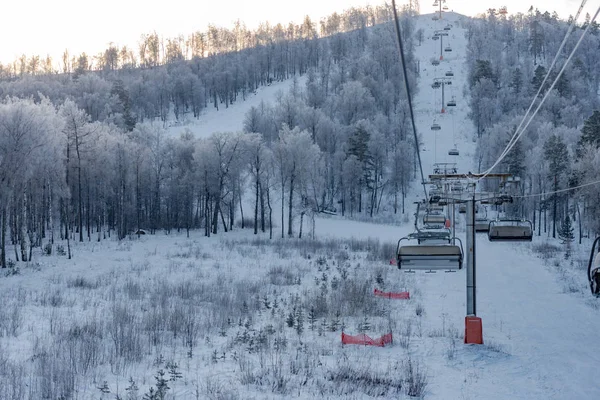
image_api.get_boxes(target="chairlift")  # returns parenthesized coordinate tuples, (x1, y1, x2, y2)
(586, 237, 600, 296)
(444, 25, 451, 30)
(429, 194, 441, 203)
(447, 97, 456, 106)
(433, 35, 440, 41)
(451, 182, 463, 192)
(446, 80, 452, 85)
(443, 5, 449, 11)
(445, 70, 454, 77)
(431, 59, 440, 66)
(445, 46, 452, 52)
(397, 234, 464, 272)
(488, 219, 533, 242)
(475, 218, 490, 232)
(448, 148, 459, 156)
(432, 81, 441, 89)
(423, 213, 446, 225)
(416, 227, 451, 244)
(431, 122, 441, 131)
(458, 204, 466, 214)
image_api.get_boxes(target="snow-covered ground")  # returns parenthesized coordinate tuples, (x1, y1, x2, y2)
(1, 11, 600, 400)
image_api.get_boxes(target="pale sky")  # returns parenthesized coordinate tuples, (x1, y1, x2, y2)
(0, 0, 594, 66)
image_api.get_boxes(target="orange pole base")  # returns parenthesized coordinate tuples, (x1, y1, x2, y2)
(440, 55, 443, 61)
(464, 316, 483, 344)
(441, 108, 445, 113)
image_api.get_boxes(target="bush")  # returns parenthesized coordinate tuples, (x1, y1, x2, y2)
(404, 358, 428, 397)
(531, 242, 562, 260)
(43, 243, 53, 255)
(56, 245, 66, 256)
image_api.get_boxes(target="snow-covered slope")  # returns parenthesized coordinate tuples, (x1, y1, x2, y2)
(167, 78, 303, 138)
(321, 11, 600, 399)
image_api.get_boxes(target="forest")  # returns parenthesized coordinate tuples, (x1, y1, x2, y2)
(0, 3, 419, 269)
(468, 8, 600, 241)
(0, 3, 599, 271)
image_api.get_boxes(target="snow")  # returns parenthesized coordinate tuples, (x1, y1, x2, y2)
(2, 11, 600, 400)
(167, 77, 304, 139)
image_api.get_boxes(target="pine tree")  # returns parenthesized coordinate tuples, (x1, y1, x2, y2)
(125, 377, 139, 400)
(155, 370, 170, 400)
(308, 307, 317, 331)
(531, 65, 547, 93)
(577, 110, 600, 157)
(544, 135, 570, 238)
(295, 307, 304, 336)
(469, 59, 496, 88)
(558, 215, 575, 242)
(559, 214, 575, 259)
(509, 68, 523, 95)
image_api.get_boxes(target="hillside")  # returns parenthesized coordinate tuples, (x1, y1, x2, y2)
(1, 9, 600, 400)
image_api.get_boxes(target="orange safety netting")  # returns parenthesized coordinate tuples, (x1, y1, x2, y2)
(374, 288, 410, 300)
(341, 332, 393, 347)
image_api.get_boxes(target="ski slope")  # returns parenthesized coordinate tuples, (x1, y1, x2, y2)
(318, 12, 600, 399)
(167, 78, 303, 139)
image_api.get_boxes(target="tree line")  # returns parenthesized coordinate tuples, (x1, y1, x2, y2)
(0, 4, 421, 267)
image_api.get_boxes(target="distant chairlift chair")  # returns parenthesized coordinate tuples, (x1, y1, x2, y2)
(487, 219, 533, 242)
(445, 46, 452, 52)
(445, 70, 454, 77)
(447, 99, 456, 107)
(586, 237, 600, 296)
(448, 148, 459, 156)
(475, 218, 490, 232)
(432, 59, 440, 66)
(423, 213, 446, 225)
(431, 122, 441, 131)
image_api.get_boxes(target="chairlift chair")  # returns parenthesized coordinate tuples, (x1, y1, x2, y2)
(586, 237, 600, 296)
(397, 234, 464, 272)
(475, 218, 490, 232)
(451, 182, 463, 192)
(444, 25, 451, 30)
(445, 70, 454, 77)
(488, 219, 533, 242)
(448, 148, 459, 156)
(432, 81, 441, 89)
(458, 204, 467, 214)
(447, 99, 456, 107)
(433, 35, 440, 41)
(445, 46, 452, 52)
(432, 59, 440, 66)
(431, 122, 441, 131)
(423, 213, 446, 225)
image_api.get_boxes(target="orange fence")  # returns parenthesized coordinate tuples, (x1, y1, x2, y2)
(342, 332, 393, 347)
(374, 288, 410, 299)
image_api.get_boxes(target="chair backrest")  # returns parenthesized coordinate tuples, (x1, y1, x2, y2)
(397, 245, 463, 270)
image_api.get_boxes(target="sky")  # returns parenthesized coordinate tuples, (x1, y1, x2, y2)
(0, 0, 594, 66)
